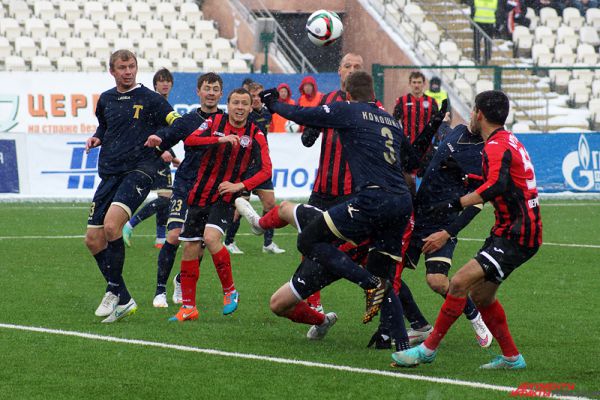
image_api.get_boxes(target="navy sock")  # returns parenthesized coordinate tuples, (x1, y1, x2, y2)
(262, 211, 274, 246)
(382, 291, 409, 351)
(105, 237, 131, 304)
(398, 280, 430, 329)
(130, 199, 159, 228)
(225, 218, 241, 245)
(155, 196, 169, 240)
(156, 241, 179, 295)
(93, 249, 110, 284)
(463, 296, 479, 320)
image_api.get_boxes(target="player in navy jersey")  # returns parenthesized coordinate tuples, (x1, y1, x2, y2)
(146, 88, 272, 321)
(150, 72, 224, 308)
(392, 90, 542, 369)
(259, 71, 413, 346)
(84, 50, 180, 323)
(123, 68, 181, 250)
(224, 82, 286, 255)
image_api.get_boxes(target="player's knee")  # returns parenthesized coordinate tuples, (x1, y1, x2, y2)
(448, 276, 470, 296)
(269, 294, 287, 316)
(84, 230, 103, 252)
(166, 228, 181, 245)
(426, 273, 449, 295)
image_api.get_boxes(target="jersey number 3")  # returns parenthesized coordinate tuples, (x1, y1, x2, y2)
(381, 127, 397, 165)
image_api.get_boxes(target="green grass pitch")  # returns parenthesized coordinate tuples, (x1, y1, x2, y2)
(0, 200, 598, 399)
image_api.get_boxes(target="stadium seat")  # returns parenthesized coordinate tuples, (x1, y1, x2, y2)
(212, 37, 234, 61)
(476, 79, 494, 93)
(74, 18, 96, 42)
(83, 1, 105, 23)
(417, 41, 438, 64)
(525, 7, 539, 29)
(568, 79, 589, 98)
(65, 37, 87, 60)
(146, 19, 168, 41)
(228, 58, 250, 73)
(576, 44, 597, 64)
(34, 1, 55, 19)
(41, 37, 63, 60)
(458, 59, 479, 84)
(8, 0, 31, 20)
(49, 17, 71, 41)
(439, 40, 461, 64)
(113, 38, 134, 51)
(440, 60, 457, 82)
(511, 122, 531, 133)
(592, 80, 600, 97)
(420, 21, 441, 45)
(5, 55, 27, 71)
(589, 98, 600, 116)
(162, 38, 184, 59)
(403, 3, 425, 25)
(139, 37, 160, 59)
(31, 55, 54, 72)
(81, 56, 105, 72)
(532, 43, 552, 66)
(562, 7, 584, 30)
(571, 88, 590, 107)
(549, 66, 571, 93)
(0, 17, 22, 40)
(187, 38, 209, 59)
(156, 3, 177, 26)
(108, 1, 128, 23)
(130, 2, 152, 24)
(580, 27, 600, 47)
(15, 36, 36, 61)
(513, 25, 533, 56)
(393, 0, 408, 7)
(556, 26, 578, 49)
(534, 25, 555, 49)
(202, 58, 224, 73)
(573, 67, 594, 86)
(384, 4, 401, 26)
(136, 57, 153, 73)
(25, 18, 47, 41)
(539, 7, 561, 30)
(122, 20, 144, 43)
(585, 8, 600, 28)
(180, 2, 203, 23)
(453, 78, 473, 105)
(170, 20, 193, 41)
(195, 20, 218, 42)
(89, 37, 111, 59)
(57, 56, 78, 72)
(0, 37, 11, 59)
(152, 57, 174, 70)
(177, 57, 199, 72)
(58, 0, 80, 22)
(554, 43, 576, 64)
(98, 19, 120, 43)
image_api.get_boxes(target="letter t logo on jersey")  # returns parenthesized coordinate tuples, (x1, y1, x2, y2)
(133, 104, 143, 119)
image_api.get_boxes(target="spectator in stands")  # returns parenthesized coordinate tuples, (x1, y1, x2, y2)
(297, 76, 323, 132)
(525, 0, 565, 15)
(242, 78, 254, 90)
(424, 76, 451, 144)
(270, 83, 295, 133)
(572, 0, 599, 15)
(470, 0, 498, 65)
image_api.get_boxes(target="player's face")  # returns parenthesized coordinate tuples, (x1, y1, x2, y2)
(228, 93, 252, 126)
(250, 89, 263, 111)
(338, 55, 363, 89)
(303, 83, 314, 96)
(469, 108, 482, 135)
(155, 78, 173, 98)
(111, 58, 137, 91)
(278, 87, 289, 99)
(410, 78, 424, 97)
(197, 81, 223, 111)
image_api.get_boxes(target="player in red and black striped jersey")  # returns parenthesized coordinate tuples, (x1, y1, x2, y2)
(145, 88, 271, 322)
(392, 90, 542, 370)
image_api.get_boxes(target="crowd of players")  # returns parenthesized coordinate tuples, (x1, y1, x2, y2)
(83, 49, 542, 370)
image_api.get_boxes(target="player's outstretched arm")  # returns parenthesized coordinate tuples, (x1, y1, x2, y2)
(421, 204, 483, 254)
(301, 126, 321, 147)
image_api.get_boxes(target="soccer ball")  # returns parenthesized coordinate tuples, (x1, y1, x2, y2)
(306, 10, 343, 46)
(285, 120, 300, 133)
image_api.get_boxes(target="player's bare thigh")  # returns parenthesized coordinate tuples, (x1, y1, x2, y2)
(448, 258, 487, 297)
(270, 282, 301, 315)
(256, 189, 276, 211)
(104, 204, 130, 241)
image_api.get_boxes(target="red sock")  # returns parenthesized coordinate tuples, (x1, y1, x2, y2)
(259, 205, 288, 229)
(180, 259, 200, 307)
(479, 300, 519, 357)
(306, 291, 321, 307)
(392, 261, 404, 295)
(424, 294, 467, 350)
(212, 246, 235, 294)
(285, 301, 325, 325)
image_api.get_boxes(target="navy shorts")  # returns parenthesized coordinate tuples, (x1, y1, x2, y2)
(474, 236, 538, 284)
(253, 178, 274, 192)
(150, 164, 173, 192)
(179, 201, 235, 242)
(167, 177, 195, 231)
(308, 192, 352, 211)
(324, 188, 413, 260)
(405, 234, 457, 275)
(290, 258, 340, 300)
(293, 204, 323, 232)
(88, 170, 153, 227)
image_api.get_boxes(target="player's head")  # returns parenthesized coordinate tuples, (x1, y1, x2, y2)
(227, 88, 252, 127)
(241, 78, 254, 90)
(338, 53, 363, 91)
(247, 82, 264, 111)
(408, 71, 426, 97)
(277, 83, 291, 100)
(429, 76, 441, 93)
(109, 50, 137, 91)
(470, 90, 509, 135)
(153, 68, 173, 99)
(197, 73, 223, 112)
(345, 71, 375, 102)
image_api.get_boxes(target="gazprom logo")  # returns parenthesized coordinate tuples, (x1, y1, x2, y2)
(41, 141, 99, 189)
(0, 94, 19, 132)
(561, 134, 600, 191)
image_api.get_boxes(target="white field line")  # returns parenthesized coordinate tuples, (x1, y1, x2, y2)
(0, 323, 590, 400)
(1, 233, 599, 249)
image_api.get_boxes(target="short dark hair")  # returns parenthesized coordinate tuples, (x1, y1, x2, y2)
(408, 71, 425, 82)
(242, 78, 254, 87)
(346, 71, 374, 102)
(197, 72, 223, 90)
(227, 88, 252, 103)
(474, 90, 510, 125)
(109, 49, 137, 70)
(247, 82, 264, 92)
(153, 68, 173, 89)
